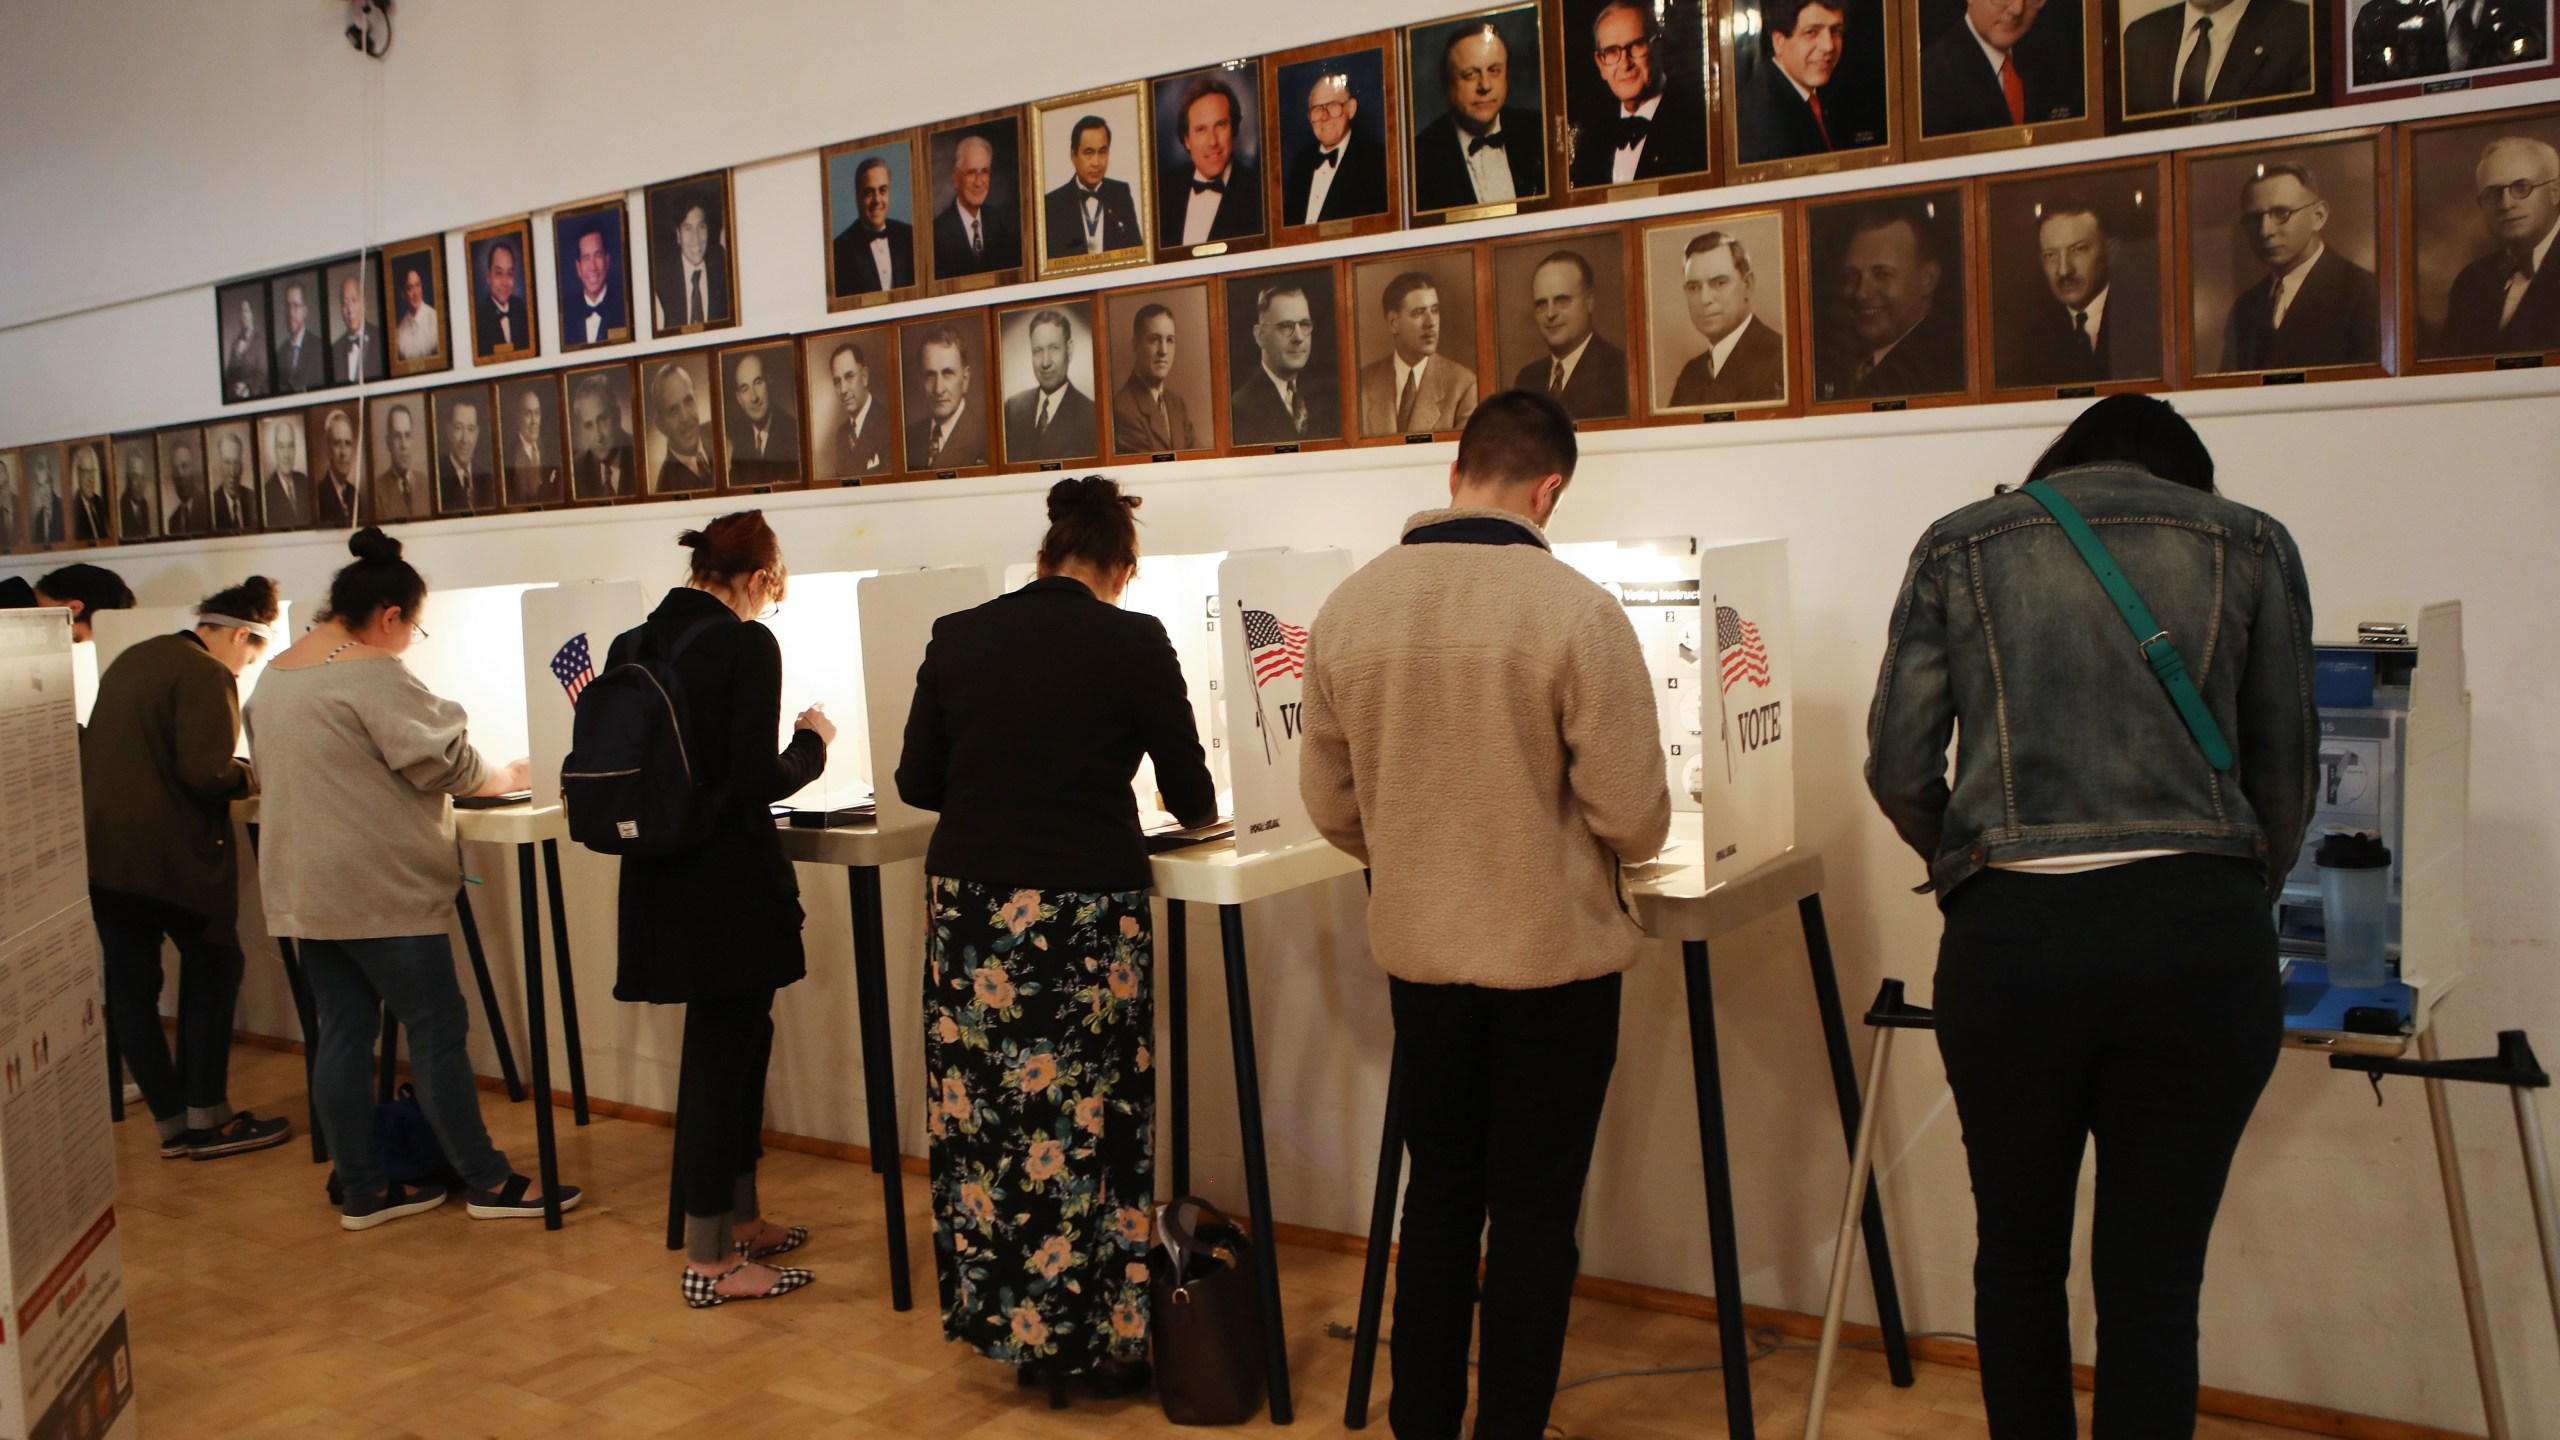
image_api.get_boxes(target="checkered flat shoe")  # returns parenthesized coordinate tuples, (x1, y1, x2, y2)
(681, 1261, 814, 1309)
(733, 1224, 810, 1260)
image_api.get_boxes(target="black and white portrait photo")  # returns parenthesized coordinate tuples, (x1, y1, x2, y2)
(997, 300, 1102, 465)
(307, 404, 364, 529)
(257, 414, 312, 531)
(156, 428, 211, 540)
(429, 383, 499, 515)
(1350, 251, 1483, 438)
(1154, 63, 1267, 255)
(1492, 230, 1634, 422)
(1405, 7, 1552, 216)
(383, 236, 451, 379)
(324, 255, 388, 386)
(1916, 0, 2090, 142)
(1808, 189, 1971, 402)
(647, 171, 740, 336)
(900, 315, 994, 472)
(719, 341, 805, 489)
(1730, 0, 1894, 170)
(267, 269, 327, 396)
(216, 279, 272, 404)
(202, 424, 257, 535)
(1273, 42, 1398, 232)
(497, 376, 565, 508)
(926, 117, 1028, 285)
(825, 136, 921, 306)
(565, 363, 643, 502)
(803, 327, 898, 482)
(2183, 136, 2385, 377)
(1223, 266, 1345, 447)
(0, 452, 20, 554)
(467, 220, 540, 364)
(641, 353, 721, 495)
(1561, 0, 1715, 191)
(369, 395, 431, 522)
(62, 440, 109, 546)
(20, 447, 66, 549)
(1033, 88, 1152, 277)
(1984, 163, 2166, 391)
(553, 198, 634, 352)
(2117, 0, 2316, 124)
(1105, 283, 1219, 457)
(112, 436, 159, 543)
(2409, 111, 2560, 362)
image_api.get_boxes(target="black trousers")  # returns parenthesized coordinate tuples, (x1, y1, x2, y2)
(1934, 854, 2281, 1440)
(1387, 972, 1621, 1440)
(91, 888, 245, 1123)
(675, 991, 775, 1219)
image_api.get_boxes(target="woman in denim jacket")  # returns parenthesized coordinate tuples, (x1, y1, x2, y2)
(1866, 395, 2317, 1437)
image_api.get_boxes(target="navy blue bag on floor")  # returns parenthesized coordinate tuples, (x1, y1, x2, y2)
(374, 1083, 458, 1187)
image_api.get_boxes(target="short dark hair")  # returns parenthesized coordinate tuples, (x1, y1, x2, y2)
(916, 323, 970, 362)
(853, 155, 890, 188)
(1454, 390, 1578, 489)
(828, 339, 870, 373)
(2026, 394, 2214, 493)
(1533, 249, 1597, 291)
(1070, 114, 1112, 151)
(1846, 201, 1942, 270)
(1766, 0, 1846, 38)
(1026, 308, 1074, 347)
(570, 374, 622, 426)
(1381, 271, 1438, 315)
(34, 564, 134, 617)
(2037, 194, 2102, 229)
(1177, 76, 1238, 137)
(1682, 228, 1753, 279)
(1441, 21, 1510, 85)
(1131, 302, 1175, 339)
(2242, 161, 2321, 203)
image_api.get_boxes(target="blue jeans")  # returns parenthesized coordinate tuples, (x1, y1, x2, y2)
(300, 935, 511, 1198)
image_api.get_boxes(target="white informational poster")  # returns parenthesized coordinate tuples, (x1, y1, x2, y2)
(1696, 538, 1795, 884)
(1217, 548, 1352, 855)
(402, 582, 541, 766)
(0, 610, 139, 1440)
(763, 571, 880, 810)
(520, 580, 647, 802)
(859, 567, 995, 832)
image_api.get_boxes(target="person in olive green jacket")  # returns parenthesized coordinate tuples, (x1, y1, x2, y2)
(84, 575, 294, 1160)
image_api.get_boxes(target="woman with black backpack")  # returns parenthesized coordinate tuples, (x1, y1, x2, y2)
(608, 511, 836, 1307)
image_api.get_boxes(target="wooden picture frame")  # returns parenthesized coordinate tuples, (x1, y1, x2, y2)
(645, 170, 743, 338)
(214, 277, 273, 405)
(2106, 0, 2328, 131)
(2337, 0, 2555, 103)
(17, 444, 70, 551)
(2174, 126, 2395, 388)
(562, 360, 648, 505)
(1101, 280, 1229, 462)
(1723, 0, 1902, 182)
(424, 383, 501, 517)
(463, 218, 541, 365)
(302, 399, 367, 529)
(1221, 262, 1350, 454)
(381, 234, 455, 381)
(635, 350, 725, 497)
(1488, 225, 1642, 430)
(1975, 154, 2174, 401)
(58, 437, 115, 549)
(493, 375, 569, 511)
(200, 422, 259, 536)
(109, 433, 161, 544)
(366, 390, 435, 524)
(153, 426, 213, 541)
(1904, 0, 2103, 160)
(1346, 247, 1490, 446)
(1801, 180, 1980, 413)
(920, 109, 1033, 297)
(802, 323, 904, 484)
(897, 310, 999, 479)
(320, 252, 389, 387)
(820, 132, 926, 310)
(1552, 0, 1721, 203)
(1029, 84, 1156, 280)
(0, 450, 22, 556)
(247, 413, 313, 534)
(1151, 59, 1273, 261)
(1266, 34, 1406, 245)
(553, 196, 637, 352)
(264, 267, 328, 398)
(716, 338, 810, 493)
(994, 298, 1106, 470)
(2398, 101, 2560, 375)
(1636, 207, 1804, 423)
(1403, 5, 1561, 225)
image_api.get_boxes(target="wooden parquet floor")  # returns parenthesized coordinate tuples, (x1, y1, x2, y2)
(112, 1046, 2312, 1440)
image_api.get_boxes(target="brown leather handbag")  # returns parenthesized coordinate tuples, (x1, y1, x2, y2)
(1149, 1196, 1267, 1424)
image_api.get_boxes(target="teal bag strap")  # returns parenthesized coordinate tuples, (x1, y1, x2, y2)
(2020, 479, 2234, 773)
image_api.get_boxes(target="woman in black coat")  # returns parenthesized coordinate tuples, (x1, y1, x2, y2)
(611, 511, 834, 1307)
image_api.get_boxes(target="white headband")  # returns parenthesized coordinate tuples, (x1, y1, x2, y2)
(197, 613, 277, 643)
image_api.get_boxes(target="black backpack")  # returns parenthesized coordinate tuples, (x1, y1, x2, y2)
(561, 615, 723, 856)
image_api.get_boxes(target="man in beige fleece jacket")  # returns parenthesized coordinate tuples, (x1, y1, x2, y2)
(1299, 390, 1671, 1439)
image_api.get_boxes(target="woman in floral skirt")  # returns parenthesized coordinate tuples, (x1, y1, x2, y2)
(895, 476, 1218, 1406)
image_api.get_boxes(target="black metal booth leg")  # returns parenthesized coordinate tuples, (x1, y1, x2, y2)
(1345, 1043, 1405, 1429)
(541, 840, 589, 1125)
(849, 865, 913, 1312)
(1218, 904, 1294, 1424)
(516, 844, 563, 1229)
(453, 884, 526, 1103)
(1683, 939, 1756, 1439)
(1798, 894, 1915, 1387)
(1166, 898, 1190, 1200)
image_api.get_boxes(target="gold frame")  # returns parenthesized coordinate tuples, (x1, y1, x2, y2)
(1402, 3, 1562, 225)
(819, 131, 926, 311)
(1028, 83, 1157, 280)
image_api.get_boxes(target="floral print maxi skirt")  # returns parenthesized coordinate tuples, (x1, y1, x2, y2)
(924, 877, 1155, 1372)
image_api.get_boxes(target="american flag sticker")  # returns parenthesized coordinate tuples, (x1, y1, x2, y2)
(1715, 605, 1770, 693)
(550, 632, 596, 706)
(1242, 608, 1309, 689)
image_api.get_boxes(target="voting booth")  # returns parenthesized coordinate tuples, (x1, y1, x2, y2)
(1215, 548, 1354, 855)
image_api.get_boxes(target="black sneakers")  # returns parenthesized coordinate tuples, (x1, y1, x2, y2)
(188, 1112, 293, 1160)
(463, 1173, 583, 1220)
(341, 1182, 453, 1232)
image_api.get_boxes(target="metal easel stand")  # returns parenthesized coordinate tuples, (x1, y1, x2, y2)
(1803, 980, 1933, 1440)
(2327, 1028, 2559, 1440)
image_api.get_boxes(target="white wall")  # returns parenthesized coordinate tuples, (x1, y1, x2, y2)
(7, 1, 2559, 1430)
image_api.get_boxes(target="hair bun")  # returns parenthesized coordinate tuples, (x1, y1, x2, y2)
(347, 526, 403, 564)
(677, 527, 710, 551)
(244, 575, 279, 609)
(1047, 475, 1136, 524)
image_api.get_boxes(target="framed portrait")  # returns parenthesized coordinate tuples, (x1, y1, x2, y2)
(57, 438, 111, 549)
(108, 435, 159, 544)
(1803, 184, 1976, 410)
(465, 219, 541, 364)
(381, 234, 454, 380)
(563, 362, 646, 504)
(1222, 264, 1347, 451)
(1268, 35, 1404, 243)
(1979, 158, 2170, 399)
(717, 339, 807, 491)
(1348, 249, 1486, 442)
(154, 427, 211, 540)
(802, 326, 902, 484)
(0, 451, 22, 556)
(1907, 0, 2100, 159)
(2341, 0, 2553, 101)
(646, 170, 742, 337)
(2401, 103, 2560, 371)
(995, 299, 1103, 468)
(253, 412, 314, 532)
(304, 401, 366, 529)
(215, 278, 272, 405)
(1103, 281, 1225, 460)
(2177, 128, 2393, 386)
(322, 253, 389, 386)
(368, 392, 434, 524)
(1030, 85, 1154, 280)
(1152, 60, 1270, 259)
(1490, 227, 1637, 425)
(553, 196, 636, 352)
(17, 445, 67, 551)
(1404, 6, 1557, 223)
(1554, 0, 1718, 199)
(921, 111, 1030, 294)
(2109, 0, 2325, 130)
(265, 268, 327, 397)
(426, 383, 500, 516)
(637, 351, 723, 496)
(495, 375, 567, 509)
(1725, 0, 1899, 181)
(823, 133, 924, 309)
(200, 423, 258, 535)
(898, 312, 996, 476)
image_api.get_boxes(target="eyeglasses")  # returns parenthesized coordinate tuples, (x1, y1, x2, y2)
(410, 622, 430, 641)
(2240, 204, 2317, 227)
(1595, 34, 1659, 67)
(2477, 177, 2560, 208)
(1307, 99, 1352, 120)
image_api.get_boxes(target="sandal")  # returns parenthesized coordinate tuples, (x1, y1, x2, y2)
(681, 1260, 814, 1309)
(733, 1223, 810, 1260)
(465, 1173, 583, 1220)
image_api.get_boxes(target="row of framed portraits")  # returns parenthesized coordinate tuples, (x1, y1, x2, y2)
(214, 0, 2554, 410)
(54, 99, 2558, 557)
